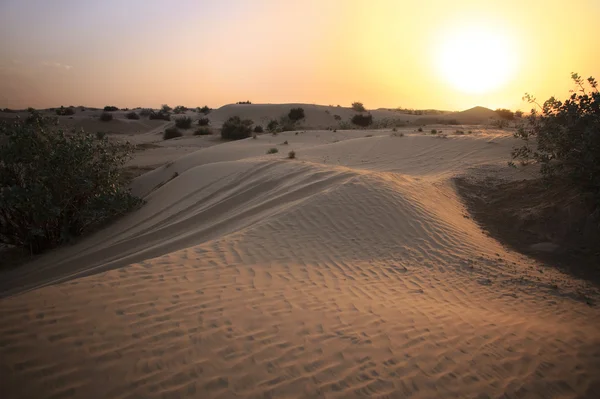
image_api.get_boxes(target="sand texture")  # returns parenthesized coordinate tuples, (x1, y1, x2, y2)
(1, 123, 599, 399)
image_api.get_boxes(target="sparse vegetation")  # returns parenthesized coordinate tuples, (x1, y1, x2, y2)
(391, 131, 405, 137)
(333, 114, 341, 121)
(161, 104, 173, 113)
(173, 105, 188, 114)
(149, 111, 171, 121)
(511, 73, 600, 206)
(163, 126, 182, 140)
(194, 127, 212, 136)
(351, 114, 373, 127)
(175, 116, 193, 129)
(493, 119, 509, 129)
(139, 108, 152, 117)
(55, 106, 75, 116)
(236, 101, 252, 104)
(455, 130, 465, 135)
(103, 106, 119, 112)
(288, 107, 305, 122)
(125, 111, 140, 120)
(267, 148, 279, 154)
(514, 110, 524, 118)
(199, 105, 211, 115)
(221, 116, 253, 140)
(254, 125, 264, 133)
(0, 112, 141, 254)
(495, 108, 515, 120)
(288, 150, 296, 159)
(282, 140, 288, 145)
(267, 119, 279, 133)
(352, 102, 366, 112)
(197, 117, 210, 126)
(100, 112, 113, 122)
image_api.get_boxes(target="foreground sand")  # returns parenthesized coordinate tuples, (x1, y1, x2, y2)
(1, 127, 599, 398)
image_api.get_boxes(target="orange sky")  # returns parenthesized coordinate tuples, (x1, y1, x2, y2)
(0, 0, 598, 111)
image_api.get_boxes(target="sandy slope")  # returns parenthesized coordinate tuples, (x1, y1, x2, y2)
(1, 127, 599, 399)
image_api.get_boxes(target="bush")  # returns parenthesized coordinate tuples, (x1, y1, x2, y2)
(267, 119, 279, 133)
(351, 113, 373, 127)
(125, 111, 140, 120)
(288, 107, 305, 121)
(175, 116, 193, 129)
(288, 150, 296, 159)
(511, 73, 600, 203)
(236, 101, 252, 104)
(515, 110, 524, 118)
(100, 112, 113, 122)
(334, 114, 341, 121)
(161, 104, 172, 113)
(149, 111, 171, 121)
(352, 102, 366, 112)
(197, 117, 210, 126)
(163, 127, 182, 140)
(56, 106, 75, 116)
(194, 127, 212, 136)
(173, 105, 188, 114)
(139, 108, 152, 117)
(431, 129, 437, 134)
(495, 108, 515, 120)
(418, 127, 423, 132)
(221, 116, 253, 140)
(254, 125, 264, 133)
(0, 113, 141, 254)
(103, 106, 119, 112)
(267, 148, 279, 154)
(199, 105, 211, 115)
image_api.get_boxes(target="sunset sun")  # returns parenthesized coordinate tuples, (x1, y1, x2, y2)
(436, 26, 518, 94)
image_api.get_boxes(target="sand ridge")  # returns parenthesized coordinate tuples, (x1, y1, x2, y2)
(1, 127, 599, 398)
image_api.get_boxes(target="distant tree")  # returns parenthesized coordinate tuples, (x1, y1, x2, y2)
(161, 104, 172, 113)
(221, 116, 253, 140)
(103, 106, 119, 112)
(352, 102, 366, 112)
(288, 107, 305, 122)
(199, 105, 211, 114)
(495, 108, 515, 120)
(236, 100, 252, 105)
(173, 105, 188, 114)
(514, 109, 524, 118)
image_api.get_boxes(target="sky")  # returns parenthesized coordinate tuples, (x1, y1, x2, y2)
(0, 0, 598, 111)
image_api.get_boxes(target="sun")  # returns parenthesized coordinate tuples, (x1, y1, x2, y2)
(436, 26, 518, 94)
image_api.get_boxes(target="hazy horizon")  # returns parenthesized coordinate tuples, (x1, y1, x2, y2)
(1, 0, 598, 111)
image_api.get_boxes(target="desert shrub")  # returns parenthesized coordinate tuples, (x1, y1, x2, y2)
(194, 127, 212, 136)
(267, 119, 279, 132)
(175, 116, 193, 129)
(495, 108, 515, 120)
(431, 129, 437, 134)
(334, 114, 341, 121)
(254, 125, 264, 133)
(418, 127, 423, 132)
(236, 100, 252, 104)
(161, 104, 172, 113)
(96, 131, 106, 140)
(351, 113, 373, 127)
(493, 119, 509, 129)
(163, 127, 182, 140)
(288, 107, 305, 121)
(455, 130, 465, 135)
(0, 113, 141, 254)
(511, 73, 600, 203)
(278, 115, 298, 132)
(139, 108, 152, 117)
(288, 150, 296, 159)
(103, 106, 119, 112)
(221, 116, 253, 140)
(515, 110, 524, 118)
(125, 111, 140, 120)
(149, 111, 171, 121)
(391, 132, 404, 137)
(55, 106, 75, 116)
(267, 148, 279, 154)
(197, 117, 210, 126)
(173, 105, 188, 114)
(100, 112, 113, 122)
(352, 102, 366, 112)
(199, 105, 211, 114)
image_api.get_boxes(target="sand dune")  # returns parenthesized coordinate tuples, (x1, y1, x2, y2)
(1, 127, 599, 398)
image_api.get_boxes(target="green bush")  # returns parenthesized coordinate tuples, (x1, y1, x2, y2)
(175, 116, 193, 129)
(197, 118, 210, 126)
(221, 116, 253, 140)
(125, 111, 140, 120)
(100, 112, 113, 122)
(288, 107, 305, 121)
(431, 129, 437, 134)
(56, 106, 75, 116)
(0, 113, 141, 254)
(194, 127, 212, 136)
(288, 150, 296, 159)
(351, 113, 373, 127)
(511, 73, 600, 203)
(352, 102, 366, 112)
(163, 127, 182, 140)
(267, 148, 279, 154)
